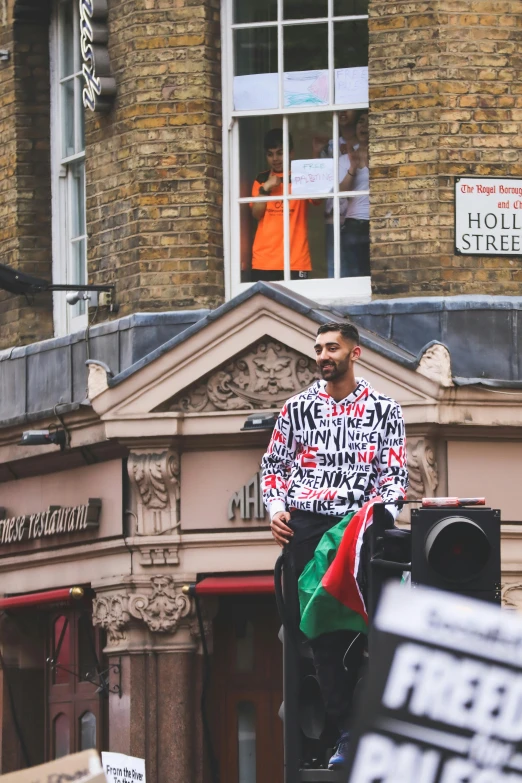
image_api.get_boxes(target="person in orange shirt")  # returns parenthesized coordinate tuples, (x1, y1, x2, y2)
(250, 129, 312, 281)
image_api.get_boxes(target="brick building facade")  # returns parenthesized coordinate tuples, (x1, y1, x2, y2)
(0, 2, 521, 781)
(370, 1, 522, 296)
(0, 1, 521, 348)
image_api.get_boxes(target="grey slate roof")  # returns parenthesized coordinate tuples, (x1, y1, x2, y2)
(0, 284, 521, 428)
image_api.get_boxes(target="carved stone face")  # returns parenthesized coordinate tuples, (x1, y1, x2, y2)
(161, 339, 320, 412)
(253, 346, 292, 394)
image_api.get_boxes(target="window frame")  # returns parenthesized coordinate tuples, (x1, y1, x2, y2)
(50, 0, 88, 337)
(222, 0, 371, 304)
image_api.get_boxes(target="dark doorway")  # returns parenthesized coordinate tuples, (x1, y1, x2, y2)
(211, 595, 283, 783)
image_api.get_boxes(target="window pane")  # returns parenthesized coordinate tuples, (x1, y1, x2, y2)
(70, 161, 86, 238)
(234, 0, 276, 24)
(239, 116, 282, 200)
(77, 76, 85, 150)
(234, 28, 278, 111)
(54, 713, 70, 759)
(235, 27, 278, 77)
(237, 702, 256, 783)
(71, 239, 87, 316)
(334, 20, 368, 70)
(335, 0, 369, 15)
(60, 0, 74, 78)
(284, 0, 327, 19)
(290, 198, 326, 279)
(53, 616, 70, 685)
(80, 712, 97, 750)
(284, 25, 328, 107)
(241, 118, 290, 284)
(78, 613, 98, 681)
(236, 620, 255, 673)
(339, 109, 369, 277)
(61, 79, 75, 158)
(288, 111, 333, 192)
(341, 198, 370, 277)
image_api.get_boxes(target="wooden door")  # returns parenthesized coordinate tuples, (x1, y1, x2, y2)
(212, 595, 284, 783)
(46, 609, 106, 760)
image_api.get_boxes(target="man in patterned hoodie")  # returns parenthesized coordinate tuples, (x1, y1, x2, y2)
(262, 320, 408, 769)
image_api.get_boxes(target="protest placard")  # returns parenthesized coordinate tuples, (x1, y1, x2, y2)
(291, 158, 334, 196)
(102, 753, 145, 783)
(346, 583, 522, 782)
(0, 750, 105, 783)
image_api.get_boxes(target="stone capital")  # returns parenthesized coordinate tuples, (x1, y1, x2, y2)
(92, 575, 198, 654)
(127, 448, 180, 536)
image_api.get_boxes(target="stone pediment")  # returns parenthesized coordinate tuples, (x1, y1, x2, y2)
(91, 289, 444, 429)
(155, 338, 320, 413)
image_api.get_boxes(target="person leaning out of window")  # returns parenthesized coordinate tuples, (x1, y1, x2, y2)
(250, 129, 312, 282)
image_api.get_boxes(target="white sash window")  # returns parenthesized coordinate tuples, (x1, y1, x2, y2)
(222, 0, 370, 304)
(50, 0, 87, 335)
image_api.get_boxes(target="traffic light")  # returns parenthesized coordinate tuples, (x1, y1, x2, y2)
(411, 505, 501, 603)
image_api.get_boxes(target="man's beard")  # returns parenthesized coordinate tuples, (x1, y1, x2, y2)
(319, 359, 350, 380)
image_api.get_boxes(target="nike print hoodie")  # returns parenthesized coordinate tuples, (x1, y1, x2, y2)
(261, 378, 408, 520)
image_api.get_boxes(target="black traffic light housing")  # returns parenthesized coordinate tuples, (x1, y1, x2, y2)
(411, 506, 501, 603)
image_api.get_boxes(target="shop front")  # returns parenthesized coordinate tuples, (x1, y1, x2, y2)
(1, 285, 522, 782)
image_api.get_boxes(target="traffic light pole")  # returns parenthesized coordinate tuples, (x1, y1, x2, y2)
(278, 551, 302, 783)
(368, 502, 412, 626)
(275, 553, 345, 783)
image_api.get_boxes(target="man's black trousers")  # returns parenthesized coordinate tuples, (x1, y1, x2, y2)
(285, 510, 366, 733)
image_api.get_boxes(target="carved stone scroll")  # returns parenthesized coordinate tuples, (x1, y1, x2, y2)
(92, 594, 130, 644)
(501, 583, 522, 611)
(417, 343, 453, 387)
(157, 339, 319, 413)
(407, 438, 439, 501)
(127, 450, 180, 535)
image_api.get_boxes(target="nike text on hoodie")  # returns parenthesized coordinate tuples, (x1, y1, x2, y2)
(261, 378, 408, 520)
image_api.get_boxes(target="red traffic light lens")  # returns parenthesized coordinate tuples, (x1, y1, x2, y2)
(425, 516, 491, 583)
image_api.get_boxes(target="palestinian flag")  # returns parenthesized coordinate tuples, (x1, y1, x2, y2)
(298, 500, 379, 640)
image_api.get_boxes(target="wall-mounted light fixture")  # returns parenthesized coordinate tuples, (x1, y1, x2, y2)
(19, 429, 67, 450)
(241, 412, 278, 431)
(0, 51, 10, 62)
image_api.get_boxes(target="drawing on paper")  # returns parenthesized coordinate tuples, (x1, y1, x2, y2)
(284, 70, 329, 107)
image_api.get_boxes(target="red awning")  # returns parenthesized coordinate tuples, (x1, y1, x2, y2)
(0, 587, 85, 611)
(189, 576, 274, 596)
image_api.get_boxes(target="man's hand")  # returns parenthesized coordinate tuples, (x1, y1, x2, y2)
(270, 510, 293, 547)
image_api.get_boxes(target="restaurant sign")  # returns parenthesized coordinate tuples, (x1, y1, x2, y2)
(228, 471, 268, 522)
(0, 499, 101, 546)
(80, 0, 116, 112)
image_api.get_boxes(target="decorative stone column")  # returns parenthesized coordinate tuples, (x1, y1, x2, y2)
(93, 576, 203, 783)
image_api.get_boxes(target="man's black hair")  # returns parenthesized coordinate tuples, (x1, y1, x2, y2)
(317, 321, 360, 345)
(264, 128, 294, 152)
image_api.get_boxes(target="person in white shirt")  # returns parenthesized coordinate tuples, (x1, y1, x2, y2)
(262, 321, 408, 769)
(336, 110, 370, 278)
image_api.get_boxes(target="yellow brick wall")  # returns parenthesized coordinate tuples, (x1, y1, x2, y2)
(1, 0, 521, 350)
(0, 3, 53, 348)
(369, 0, 522, 296)
(85, 0, 224, 315)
